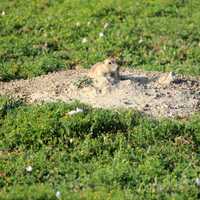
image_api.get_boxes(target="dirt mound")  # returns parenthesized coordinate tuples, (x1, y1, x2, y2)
(0, 68, 199, 118)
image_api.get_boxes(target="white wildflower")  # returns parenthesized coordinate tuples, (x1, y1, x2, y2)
(76, 22, 80, 27)
(87, 21, 91, 26)
(195, 178, 200, 186)
(68, 108, 83, 115)
(138, 38, 143, 44)
(56, 191, 61, 199)
(1, 11, 5, 16)
(26, 165, 33, 172)
(103, 23, 109, 29)
(82, 38, 87, 43)
(99, 32, 104, 38)
(69, 138, 73, 143)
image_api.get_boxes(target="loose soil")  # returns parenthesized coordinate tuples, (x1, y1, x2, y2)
(0, 68, 199, 118)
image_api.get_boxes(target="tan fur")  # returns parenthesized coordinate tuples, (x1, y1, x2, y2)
(88, 58, 120, 83)
(157, 72, 176, 86)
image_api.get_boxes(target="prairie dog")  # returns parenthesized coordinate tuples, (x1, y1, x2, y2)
(88, 58, 120, 83)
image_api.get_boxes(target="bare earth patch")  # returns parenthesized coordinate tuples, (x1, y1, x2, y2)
(0, 68, 199, 118)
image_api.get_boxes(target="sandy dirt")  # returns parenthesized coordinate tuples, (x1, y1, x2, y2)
(0, 68, 199, 118)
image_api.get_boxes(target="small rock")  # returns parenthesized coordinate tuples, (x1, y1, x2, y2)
(124, 101, 132, 105)
(143, 104, 150, 111)
(144, 92, 151, 96)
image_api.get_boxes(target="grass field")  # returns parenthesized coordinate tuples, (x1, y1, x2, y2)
(0, 97, 200, 200)
(0, 0, 200, 81)
(1, 0, 200, 199)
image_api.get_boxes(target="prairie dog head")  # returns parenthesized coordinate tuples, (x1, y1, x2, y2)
(104, 58, 119, 72)
(88, 57, 120, 83)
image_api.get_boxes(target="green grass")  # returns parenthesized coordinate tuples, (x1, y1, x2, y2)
(0, 0, 200, 81)
(0, 97, 200, 199)
(1, 1, 200, 199)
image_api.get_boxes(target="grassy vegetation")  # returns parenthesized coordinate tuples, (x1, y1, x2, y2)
(0, 97, 200, 199)
(1, 0, 200, 81)
(1, 0, 200, 199)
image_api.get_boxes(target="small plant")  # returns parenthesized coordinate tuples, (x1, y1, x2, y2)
(0, 96, 23, 118)
(73, 76, 93, 89)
